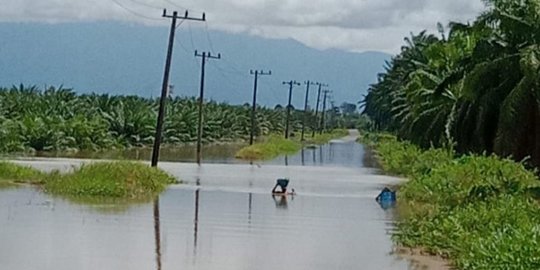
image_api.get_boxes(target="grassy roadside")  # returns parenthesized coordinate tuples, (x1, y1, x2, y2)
(0, 161, 176, 200)
(235, 135, 302, 160)
(235, 129, 349, 160)
(361, 133, 540, 269)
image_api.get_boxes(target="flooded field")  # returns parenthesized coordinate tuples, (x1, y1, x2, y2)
(0, 139, 447, 270)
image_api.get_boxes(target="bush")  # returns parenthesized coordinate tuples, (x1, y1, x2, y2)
(44, 162, 176, 199)
(367, 133, 540, 269)
(0, 161, 45, 184)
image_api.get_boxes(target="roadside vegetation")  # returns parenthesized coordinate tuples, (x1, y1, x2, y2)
(362, 0, 540, 168)
(361, 2, 540, 267)
(235, 135, 302, 160)
(362, 133, 540, 269)
(0, 161, 45, 184)
(0, 161, 176, 200)
(235, 129, 349, 160)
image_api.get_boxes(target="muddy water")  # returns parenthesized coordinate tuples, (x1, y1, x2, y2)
(0, 140, 441, 270)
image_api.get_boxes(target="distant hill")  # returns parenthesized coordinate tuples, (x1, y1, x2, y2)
(0, 22, 390, 108)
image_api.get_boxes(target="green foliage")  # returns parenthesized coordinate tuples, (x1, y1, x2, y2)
(303, 129, 349, 145)
(235, 135, 302, 160)
(369, 134, 540, 269)
(0, 161, 45, 184)
(0, 86, 325, 153)
(44, 162, 176, 199)
(362, 0, 540, 167)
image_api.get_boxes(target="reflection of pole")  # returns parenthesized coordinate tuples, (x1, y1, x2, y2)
(153, 198, 162, 270)
(248, 193, 252, 224)
(284, 155, 289, 166)
(301, 149, 305, 166)
(319, 145, 324, 164)
(193, 189, 200, 255)
(312, 148, 316, 163)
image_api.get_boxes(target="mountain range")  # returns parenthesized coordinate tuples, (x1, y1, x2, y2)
(0, 22, 391, 108)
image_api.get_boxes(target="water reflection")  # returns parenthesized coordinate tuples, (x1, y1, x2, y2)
(271, 195, 290, 209)
(153, 199, 162, 270)
(26, 144, 246, 164)
(0, 141, 444, 270)
(267, 140, 371, 168)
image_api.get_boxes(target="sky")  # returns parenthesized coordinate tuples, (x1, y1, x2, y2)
(0, 0, 486, 53)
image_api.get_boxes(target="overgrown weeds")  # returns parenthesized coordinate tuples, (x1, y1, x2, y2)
(0, 161, 176, 200)
(235, 135, 301, 160)
(44, 162, 176, 199)
(364, 132, 540, 269)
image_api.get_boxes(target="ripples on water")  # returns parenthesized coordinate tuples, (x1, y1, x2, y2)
(0, 140, 439, 270)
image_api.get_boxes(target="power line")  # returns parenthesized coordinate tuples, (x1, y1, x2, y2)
(125, 0, 163, 10)
(204, 21, 216, 53)
(110, 0, 165, 21)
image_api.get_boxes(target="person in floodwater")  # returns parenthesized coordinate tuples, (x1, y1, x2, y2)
(271, 178, 296, 195)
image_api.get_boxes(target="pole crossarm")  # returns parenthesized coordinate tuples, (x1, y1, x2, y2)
(195, 50, 221, 59)
(162, 9, 206, 21)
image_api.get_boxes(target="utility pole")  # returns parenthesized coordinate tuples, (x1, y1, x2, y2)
(320, 89, 330, 134)
(151, 9, 206, 168)
(195, 50, 221, 165)
(301, 81, 316, 141)
(312, 83, 328, 137)
(249, 70, 271, 145)
(282, 80, 301, 139)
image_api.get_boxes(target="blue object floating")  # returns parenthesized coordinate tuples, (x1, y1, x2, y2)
(376, 188, 396, 210)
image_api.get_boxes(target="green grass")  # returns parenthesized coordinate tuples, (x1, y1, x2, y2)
(235, 135, 302, 160)
(235, 129, 349, 160)
(44, 162, 176, 199)
(303, 129, 349, 145)
(0, 160, 176, 201)
(365, 133, 540, 269)
(0, 161, 45, 184)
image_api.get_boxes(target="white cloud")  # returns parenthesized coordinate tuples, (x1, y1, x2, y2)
(0, 0, 486, 53)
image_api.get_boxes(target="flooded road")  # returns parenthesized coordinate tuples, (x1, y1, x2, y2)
(0, 136, 446, 270)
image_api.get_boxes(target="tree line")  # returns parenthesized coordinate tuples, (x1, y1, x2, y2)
(0, 85, 360, 153)
(363, 0, 540, 167)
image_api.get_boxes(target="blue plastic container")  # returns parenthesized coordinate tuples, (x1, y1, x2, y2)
(379, 190, 396, 202)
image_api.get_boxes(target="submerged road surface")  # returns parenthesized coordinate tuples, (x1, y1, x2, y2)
(0, 132, 445, 270)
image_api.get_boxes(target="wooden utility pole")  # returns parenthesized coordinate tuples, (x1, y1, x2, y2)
(301, 81, 316, 141)
(320, 89, 330, 134)
(249, 70, 271, 145)
(195, 50, 221, 165)
(151, 9, 206, 167)
(282, 80, 300, 139)
(312, 83, 327, 137)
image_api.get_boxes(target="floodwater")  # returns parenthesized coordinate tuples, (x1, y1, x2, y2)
(28, 143, 245, 164)
(0, 136, 446, 270)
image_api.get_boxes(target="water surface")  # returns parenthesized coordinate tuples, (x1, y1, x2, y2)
(0, 139, 444, 270)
